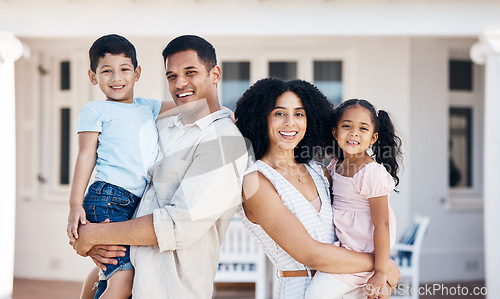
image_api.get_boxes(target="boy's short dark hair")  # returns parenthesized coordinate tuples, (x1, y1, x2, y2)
(89, 34, 138, 72)
(162, 35, 217, 72)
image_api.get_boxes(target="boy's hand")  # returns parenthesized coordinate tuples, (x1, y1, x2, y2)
(365, 271, 389, 299)
(221, 106, 235, 122)
(67, 205, 87, 242)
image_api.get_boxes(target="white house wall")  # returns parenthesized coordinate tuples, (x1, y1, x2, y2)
(17, 35, 487, 285)
(409, 37, 485, 282)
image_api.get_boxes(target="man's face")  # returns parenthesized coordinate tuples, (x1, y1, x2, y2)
(165, 50, 220, 115)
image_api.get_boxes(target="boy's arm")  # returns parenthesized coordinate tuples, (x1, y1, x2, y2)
(157, 101, 180, 118)
(67, 132, 99, 242)
(156, 101, 235, 120)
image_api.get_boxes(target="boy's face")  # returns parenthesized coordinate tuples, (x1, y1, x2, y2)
(88, 53, 141, 103)
(165, 50, 220, 115)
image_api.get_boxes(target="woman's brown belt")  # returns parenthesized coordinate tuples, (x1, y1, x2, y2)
(279, 270, 317, 277)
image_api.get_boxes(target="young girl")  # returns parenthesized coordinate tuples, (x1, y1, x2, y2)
(305, 99, 402, 298)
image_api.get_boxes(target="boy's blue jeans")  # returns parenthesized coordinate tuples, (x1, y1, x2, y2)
(83, 181, 140, 281)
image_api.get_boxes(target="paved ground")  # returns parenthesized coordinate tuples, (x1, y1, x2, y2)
(12, 278, 485, 298)
(12, 279, 255, 299)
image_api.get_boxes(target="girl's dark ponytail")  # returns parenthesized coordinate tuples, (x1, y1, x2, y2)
(373, 110, 402, 188)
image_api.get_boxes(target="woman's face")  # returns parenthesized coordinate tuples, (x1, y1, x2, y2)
(267, 91, 307, 153)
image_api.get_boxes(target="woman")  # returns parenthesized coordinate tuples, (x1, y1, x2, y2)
(235, 78, 399, 298)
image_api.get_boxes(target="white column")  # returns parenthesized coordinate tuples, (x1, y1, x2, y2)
(0, 32, 23, 299)
(470, 30, 500, 299)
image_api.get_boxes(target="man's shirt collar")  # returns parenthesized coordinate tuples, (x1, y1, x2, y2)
(169, 109, 230, 129)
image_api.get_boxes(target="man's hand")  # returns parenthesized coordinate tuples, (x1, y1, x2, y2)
(87, 245, 127, 271)
(67, 205, 87, 242)
(71, 222, 97, 256)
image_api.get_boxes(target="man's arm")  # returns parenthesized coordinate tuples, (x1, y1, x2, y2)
(73, 214, 157, 256)
(74, 130, 248, 255)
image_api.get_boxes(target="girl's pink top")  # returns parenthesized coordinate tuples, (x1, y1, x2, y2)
(328, 159, 397, 286)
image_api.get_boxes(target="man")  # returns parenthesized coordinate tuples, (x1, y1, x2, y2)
(73, 35, 249, 298)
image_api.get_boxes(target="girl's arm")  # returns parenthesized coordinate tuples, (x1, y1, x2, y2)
(366, 195, 391, 296)
(242, 171, 375, 274)
(67, 132, 99, 242)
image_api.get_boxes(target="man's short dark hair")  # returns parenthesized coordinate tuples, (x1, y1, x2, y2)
(162, 35, 217, 72)
(89, 34, 138, 73)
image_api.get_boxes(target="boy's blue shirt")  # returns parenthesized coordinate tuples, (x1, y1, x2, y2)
(76, 97, 162, 197)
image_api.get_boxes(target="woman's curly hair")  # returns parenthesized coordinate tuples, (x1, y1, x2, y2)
(235, 78, 333, 164)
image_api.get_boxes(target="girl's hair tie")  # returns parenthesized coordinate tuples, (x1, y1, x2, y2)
(372, 104, 379, 117)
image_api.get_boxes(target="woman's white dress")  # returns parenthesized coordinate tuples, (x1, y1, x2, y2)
(239, 160, 335, 298)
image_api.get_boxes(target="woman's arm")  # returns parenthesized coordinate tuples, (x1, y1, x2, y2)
(242, 171, 375, 274)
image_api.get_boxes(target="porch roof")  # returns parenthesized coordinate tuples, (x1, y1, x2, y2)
(1, 0, 500, 38)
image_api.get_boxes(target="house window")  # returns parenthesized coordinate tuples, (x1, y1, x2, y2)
(449, 107, 472, 188)
(449, 60, 472, 91)
(269, 61, 297, 80)
(314, 61, 342, 107)
(60, 61, 71, 90)
(221, 62, 250, 111)
(447, 55, 484, 211)
(36, 54, 85, 200)
(60, 108, 71, 185)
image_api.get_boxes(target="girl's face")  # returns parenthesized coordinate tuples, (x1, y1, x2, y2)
(333, 105, 378, 157)
(267, 91, 307, 153)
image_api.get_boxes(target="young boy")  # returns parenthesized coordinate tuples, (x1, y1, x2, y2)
(66, 34, 175, 299)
